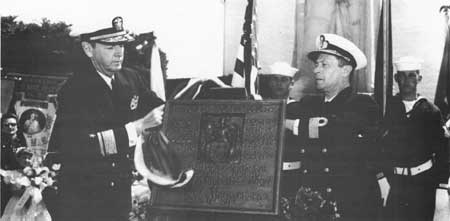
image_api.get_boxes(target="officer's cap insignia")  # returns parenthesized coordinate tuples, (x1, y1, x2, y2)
(319, 35, 328, 49)
(79, 16, 133, 45)
(112, 16, 124, 31)
(308, 33, 368, 71)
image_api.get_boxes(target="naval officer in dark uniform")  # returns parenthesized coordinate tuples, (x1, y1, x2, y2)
(283, 33, 382, 220)
(48, 17, 164, 221)
(379, 56, 449, 221)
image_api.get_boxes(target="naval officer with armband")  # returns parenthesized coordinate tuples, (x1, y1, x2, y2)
(283, 33, 382, 220)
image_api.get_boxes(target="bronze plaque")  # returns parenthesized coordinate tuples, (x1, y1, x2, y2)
(150, 100, 286, 215)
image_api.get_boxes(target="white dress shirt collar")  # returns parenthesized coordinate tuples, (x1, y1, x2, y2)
(324, 94, 338, 103)
(402, 96, 423, 114)
(97, 71, 114, 90)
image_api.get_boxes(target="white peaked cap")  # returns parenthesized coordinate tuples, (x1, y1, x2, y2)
(394, 56, 423, 72)
(265, 62, 298, 77)
(308, 33, 367, 70)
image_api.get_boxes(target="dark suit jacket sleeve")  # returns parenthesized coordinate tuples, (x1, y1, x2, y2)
(428, 108, 449, 184)
(50, 89, 122, 159)
(285, 96, 316, 138)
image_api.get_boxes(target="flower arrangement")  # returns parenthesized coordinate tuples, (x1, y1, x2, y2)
(129, 193, 150, 221)
(0, 148, 60, 221)
(129, 178, 151, 221)
(281, 186, 341, 221)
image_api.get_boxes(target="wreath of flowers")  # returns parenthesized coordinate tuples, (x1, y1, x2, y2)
(0, 149, 60, 214)
(281, 186, 341, 221)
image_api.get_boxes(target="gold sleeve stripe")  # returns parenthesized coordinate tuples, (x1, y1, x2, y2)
(101, 129, 118, 155)
(97, 132, 106, 156)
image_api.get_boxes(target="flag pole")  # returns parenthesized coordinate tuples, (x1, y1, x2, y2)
(434, 6, 450, 118)
(243, 0, 253, 96)
(384, 0, 393, 112)
(253, 0, 260, 95)
(223, 0, 227, 76)
(374, 0, 393, 116)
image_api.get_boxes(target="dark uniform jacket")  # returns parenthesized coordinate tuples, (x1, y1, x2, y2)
(381, 95, 448, 184)
(284, 87, 381, 220)
(1, 133, 26, 170)
(48, 62, 164, 221)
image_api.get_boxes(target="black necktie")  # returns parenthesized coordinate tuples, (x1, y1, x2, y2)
(111, 76, 120, 108)
(111, 76, 116, 92)
(323, 101, 332, 114)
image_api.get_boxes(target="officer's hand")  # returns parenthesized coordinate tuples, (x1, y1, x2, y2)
(435, 188, 449, 212)
(135, 104, 164, 134)
(378, 177, 390, 207)
(285, 119, 295, 131)
(443, 119, 450, 138)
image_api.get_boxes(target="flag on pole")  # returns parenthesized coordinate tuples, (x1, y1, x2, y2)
(434, 7, 450, 118)
(150, 41, 166, 101)
(231, 0, 260, 99)
(374, 0, 393, 115)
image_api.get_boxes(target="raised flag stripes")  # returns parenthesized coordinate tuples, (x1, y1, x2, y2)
(232, 45, 245, 87)
(231, 0, 260, 99)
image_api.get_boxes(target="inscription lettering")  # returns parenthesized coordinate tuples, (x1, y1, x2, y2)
(151, 100, 284, 214)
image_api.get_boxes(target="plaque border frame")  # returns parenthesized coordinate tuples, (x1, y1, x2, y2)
(149, 99, 286, 216)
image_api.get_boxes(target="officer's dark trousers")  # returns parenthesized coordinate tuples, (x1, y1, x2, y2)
(382, 169, 436, 221)
(49, 174, 131, 221)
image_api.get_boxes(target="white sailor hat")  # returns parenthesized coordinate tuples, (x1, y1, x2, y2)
(264, 62, 298, 78)
(394, 56, 423, 72)
(77, 16, 134, 45)
(307, 33, 367, 70)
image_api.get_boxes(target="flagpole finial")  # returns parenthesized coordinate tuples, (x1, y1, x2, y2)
(440, 5, 450, 13)
(441, 5, 450, 26)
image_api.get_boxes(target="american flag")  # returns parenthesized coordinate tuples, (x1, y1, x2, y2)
(231, 0, 260, 99)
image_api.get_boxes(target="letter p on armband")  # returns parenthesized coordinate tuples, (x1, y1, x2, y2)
(308, 117, 328, 138)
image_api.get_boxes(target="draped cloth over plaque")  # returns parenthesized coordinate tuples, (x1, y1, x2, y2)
(149, 100, 286, 215)
(134, 130, 194, 188)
